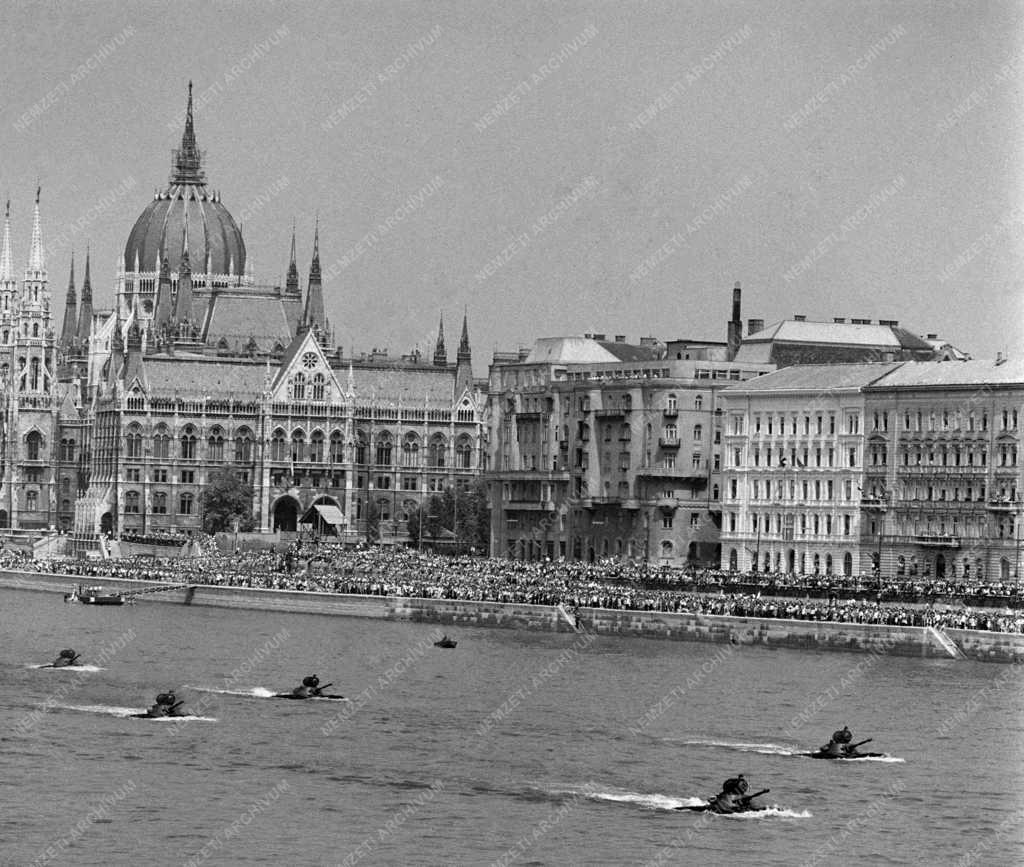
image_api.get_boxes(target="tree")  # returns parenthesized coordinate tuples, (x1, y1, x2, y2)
(201, 469, 256, 534)
(405, 479, 490, 553)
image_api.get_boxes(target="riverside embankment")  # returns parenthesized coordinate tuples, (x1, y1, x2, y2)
(4, 569, 1022, 663)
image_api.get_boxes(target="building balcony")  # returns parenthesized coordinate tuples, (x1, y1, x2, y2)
(912, 534, 962, 548)
(595, 408, 626, 418)
(663, 407, 678, 418)
(987, 499, 1021, 511)
(655, 496, 680, 511)
(489, 469, 571, 481)
(659, 436, 681, 449)
(637, 464, 707, 480)
(507, 499, 557, 512)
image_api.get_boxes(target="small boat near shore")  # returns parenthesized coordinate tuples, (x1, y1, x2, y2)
(434, 635, 457, 649)
(66, 585, 127, 606)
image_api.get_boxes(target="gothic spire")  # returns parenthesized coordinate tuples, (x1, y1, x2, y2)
(303, 217, 325, 332)
(171, 81, 206, 185)
(285, 220, 300, 295)
(26, 185, 44, 275)
(76, 246, 93, 343)
(310, 215, 321, 280)
(174, 219, 194, 324)
(458, 310, 471, 361)
(60, 253, 78, 346)
(0, 199, 12, 282)
(433, 313, 447, 366)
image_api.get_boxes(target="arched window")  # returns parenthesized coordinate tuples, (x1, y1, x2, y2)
(125, 491, 140, 514)
(30, 357, 40, 390)
(329, 430, 344, 463)
(402, 432, 420, 467)
(270, 429, 287, 462)
(234, 427, 253, 462)
(375, 433, 393, 466)
(428, 434, 447, 467)
(207, 426, 225, 461)
(310, 373, 325, 401)
(695, 394, 703, 410)
(729, 548, 737, 571)
(666, 393, 677, 413)
(180, 425, 197, 460)
(124, 425, 142, 459)
(455, 435, 472, 469)
(712, 484, 719, 500)
(825, 553, 833, 575)
(292, 372, 306, 401)
(26, 490, 38, 510)
(153, 425, 171, 459)
(179, 492, 194, 515)
(291, 429, 306, 462)
(693, 424, 703, 441)
(354, 430, 368, 465)
(26, 431, 42, 461)
(813, 553, 821, 574)
(32, 323, 39, 338)
(152, 492, 168, 514)
(309, 430, 325, 463)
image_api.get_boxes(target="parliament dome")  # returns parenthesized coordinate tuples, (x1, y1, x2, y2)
(123, 83, 246, 276)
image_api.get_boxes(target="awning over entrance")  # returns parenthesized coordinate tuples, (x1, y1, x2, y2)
(300, 503, 346, 535)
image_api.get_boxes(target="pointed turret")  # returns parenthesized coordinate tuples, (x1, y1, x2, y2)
(123, 313, 148, 390)
(174, 222, 194, 324)
(303, 218, 325, 333)
(285, 221, 300, 296)
(154, 252, 173, 333)
(76, 247, 94, 343)
(26, 185, 45, 278)
(432, 314, 447, 367)
(457, 311, 471, 363)
(0, 199, 12, 283)
(60, 253, 78, 346)
(107, 318, 125, 386)
(171, 81, 206, 185)
(455, 310, 473, 396)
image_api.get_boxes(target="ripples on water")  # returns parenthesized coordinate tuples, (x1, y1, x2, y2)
(1, 587, 1021, 866)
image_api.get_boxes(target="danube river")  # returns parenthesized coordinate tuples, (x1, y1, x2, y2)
(2, 586, 1021, 866)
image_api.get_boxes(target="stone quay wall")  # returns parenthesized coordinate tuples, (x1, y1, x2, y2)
(3, 569, 1021, 664)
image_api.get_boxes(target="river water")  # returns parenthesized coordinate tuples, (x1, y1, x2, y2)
(1, 586, 1021, 866)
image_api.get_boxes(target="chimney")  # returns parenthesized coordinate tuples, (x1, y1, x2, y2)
(727, 281, 742, 360)
(614, 334, 626, 343)
(793, 314, 806, 322)
(747, 318, 764, 335)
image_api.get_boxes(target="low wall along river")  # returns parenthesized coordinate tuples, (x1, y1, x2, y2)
(3, 569, 1022, 664)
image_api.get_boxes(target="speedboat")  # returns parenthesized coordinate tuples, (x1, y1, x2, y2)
(434, 636, 457, 649)
(272, 692, 347, 701)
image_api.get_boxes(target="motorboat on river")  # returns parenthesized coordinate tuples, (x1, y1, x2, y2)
(66, 585, 127, 606)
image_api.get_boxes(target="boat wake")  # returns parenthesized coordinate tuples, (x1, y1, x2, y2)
(185, 685, 349, 702)
(672, 738, 798, 756)
(30, 664, 105, 672)
(805, 755, 905, 764)
(543, 782, 702, 811)
(186, 685, 277, 698)
(54, 704, 216, 721)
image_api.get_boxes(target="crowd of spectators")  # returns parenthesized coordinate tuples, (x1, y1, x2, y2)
(6, 540, 1023, 634)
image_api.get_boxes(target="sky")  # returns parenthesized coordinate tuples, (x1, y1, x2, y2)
(1, 0, 1021, 369)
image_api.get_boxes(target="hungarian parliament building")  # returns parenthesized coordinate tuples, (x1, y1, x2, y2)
(0, 86, 482, 546)
(2, 86, 1020, 580)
